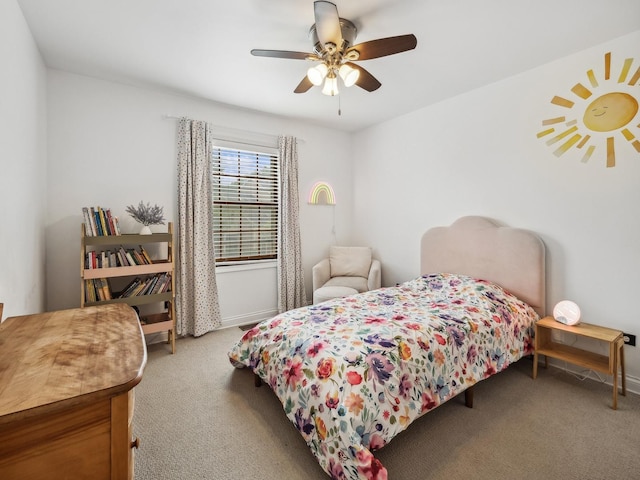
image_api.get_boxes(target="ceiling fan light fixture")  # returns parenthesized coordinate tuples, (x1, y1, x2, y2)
(307, 63, 328, 86)
(322, 75, 339, 96)
(338, 63, 359, 87)
(251, 1, 417, 96)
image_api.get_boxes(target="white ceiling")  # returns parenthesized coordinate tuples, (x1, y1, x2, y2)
(16, 0, 640, 132)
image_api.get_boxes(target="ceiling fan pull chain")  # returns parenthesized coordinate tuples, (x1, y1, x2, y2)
(338, 95, 341, 116)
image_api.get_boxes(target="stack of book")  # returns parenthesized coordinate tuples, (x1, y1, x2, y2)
(117, 273, 172, 298)
(85, 245, 154, 269)
(84, 278, 112, 302)
(82, 206, 121, 236)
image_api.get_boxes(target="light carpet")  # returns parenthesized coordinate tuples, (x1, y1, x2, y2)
(134, 328, 640, 479)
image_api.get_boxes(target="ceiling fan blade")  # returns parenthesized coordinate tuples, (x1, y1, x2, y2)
(346, 62, 381, 92)
(314, 1, 342, 48)
(346, 34, 417, 61)
(251, 49, 314, 60)
(294, 76, 314, 94)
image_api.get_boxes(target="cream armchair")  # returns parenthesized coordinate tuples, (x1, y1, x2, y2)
(312, 246, 381, 304)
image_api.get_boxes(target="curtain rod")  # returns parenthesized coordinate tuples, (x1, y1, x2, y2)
(162, 114, 304, 145)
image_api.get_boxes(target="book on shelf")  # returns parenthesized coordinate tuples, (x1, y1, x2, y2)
(115, 273, 171, 299)
(84, 251, 93, 269)
(84, 279, 95, 302)
(92, 208, 102, 236)
(105, 209, 120, 235)
(118, 277, 141, 298)
(129, 282, 148, 297)
(125, 250, 137, 266)
(86, 273, 169, 301)
(82, 206, 121, 236)
(128, 248, 145, 265)
(98, 207, 109, 236)
(139, 245, 153, 264)
(117, 247, 129, 266)
(150, 274, 164, 294)
(142, 275, 161, 295)
(82, 207, 96, 236)
(84, 245, 156, 269)
(94, 279, 104, 301)
(99, 278, 112, 300)
(84, 278, 112, 302)
(159, 273, 172, 293)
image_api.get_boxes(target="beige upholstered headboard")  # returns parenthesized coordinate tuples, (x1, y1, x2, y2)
(420, 216, 546, 317)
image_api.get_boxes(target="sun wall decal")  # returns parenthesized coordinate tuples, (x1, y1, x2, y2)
(537, 52, 640, 168)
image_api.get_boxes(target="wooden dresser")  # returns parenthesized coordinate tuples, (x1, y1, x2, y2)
(0, 304, 147, 479)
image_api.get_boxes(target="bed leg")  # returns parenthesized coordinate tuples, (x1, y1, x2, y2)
(254, 373, 263, 387)
(465, 387, 474, 408)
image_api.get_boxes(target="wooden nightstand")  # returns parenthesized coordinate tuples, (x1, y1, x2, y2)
(533, 316, 626, 409)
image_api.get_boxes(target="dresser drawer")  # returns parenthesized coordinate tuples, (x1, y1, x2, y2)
(0, 400, 111, 479)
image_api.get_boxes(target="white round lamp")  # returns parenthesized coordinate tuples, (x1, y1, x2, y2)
(553, 300, 581, 325)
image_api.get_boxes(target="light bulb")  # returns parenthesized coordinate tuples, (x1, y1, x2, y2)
(307, 64, 328, 86)
(338, 64, 360, 87)
(322, 76, 339, 96)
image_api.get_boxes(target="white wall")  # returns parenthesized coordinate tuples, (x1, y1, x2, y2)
(45, 71, 353, 324)
(0, 0, 47, 319)
(352, 31, 640, 387)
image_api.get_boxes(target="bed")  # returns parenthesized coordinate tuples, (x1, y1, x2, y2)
(228, 216, 545, 480)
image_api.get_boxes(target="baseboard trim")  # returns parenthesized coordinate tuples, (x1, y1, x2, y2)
(625, 374, 640, 395)
(543, 358, 640, 396)
(144, 309, 277, 345)
(220, 309, 278, 330)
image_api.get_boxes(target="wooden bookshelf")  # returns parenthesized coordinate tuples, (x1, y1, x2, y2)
(81, 222, 176, 353)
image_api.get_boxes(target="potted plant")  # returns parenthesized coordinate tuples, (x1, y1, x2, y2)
(125, 201, 165, 234)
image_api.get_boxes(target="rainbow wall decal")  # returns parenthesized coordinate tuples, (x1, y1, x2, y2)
(308, 181, 336, 205)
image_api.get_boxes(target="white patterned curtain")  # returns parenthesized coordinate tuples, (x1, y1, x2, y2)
(176, 118, 222, 336)
(277, 135, 307, 312)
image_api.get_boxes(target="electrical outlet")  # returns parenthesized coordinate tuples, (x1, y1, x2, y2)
(623, 333, 636, 346)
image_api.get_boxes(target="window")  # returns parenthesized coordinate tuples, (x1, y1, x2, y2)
(212, 144, 279, 264)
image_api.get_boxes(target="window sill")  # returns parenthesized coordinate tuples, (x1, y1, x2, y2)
(215, 260, 277, 274)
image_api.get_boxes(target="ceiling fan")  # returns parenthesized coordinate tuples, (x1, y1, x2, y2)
(251, 1, 417, 96)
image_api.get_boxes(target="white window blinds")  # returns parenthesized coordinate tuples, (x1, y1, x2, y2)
(212, 145, 279, 263)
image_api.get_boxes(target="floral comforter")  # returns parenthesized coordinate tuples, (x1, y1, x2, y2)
(228, 273, 539, 480)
